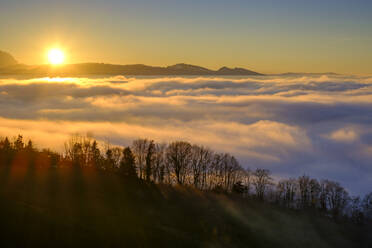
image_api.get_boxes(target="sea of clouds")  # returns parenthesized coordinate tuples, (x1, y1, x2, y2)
(0, 75, 371, 195)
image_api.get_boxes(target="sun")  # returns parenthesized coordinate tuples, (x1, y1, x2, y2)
(47, 49, 65, 65)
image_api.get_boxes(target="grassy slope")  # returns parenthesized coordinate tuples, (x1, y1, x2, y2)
(0, 165, 370, 248)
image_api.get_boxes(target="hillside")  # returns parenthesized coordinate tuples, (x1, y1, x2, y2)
(0, 165, 370, 248)
(0, 136, 371, 248)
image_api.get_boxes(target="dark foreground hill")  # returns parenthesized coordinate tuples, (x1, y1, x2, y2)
(0, 165, 370, 248)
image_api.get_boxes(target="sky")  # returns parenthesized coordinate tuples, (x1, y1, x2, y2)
(0, 74, 372, 195)
(1, 0, 372, 74)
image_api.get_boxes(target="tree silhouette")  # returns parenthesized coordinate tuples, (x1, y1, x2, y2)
(120, 147, 137, 178)
(145, 140, 155, 182)
(152, 143, 166, 183)
(1, 134, 370, 223)
(232, 181, 247, 195)
(277, 178, 296, 208)
(166, 141, 192, 185)
(14, 135, 24, 151)
(132, 139, 150, 180)
(363, 192, 372, 220)
(253, 169, 272, 200)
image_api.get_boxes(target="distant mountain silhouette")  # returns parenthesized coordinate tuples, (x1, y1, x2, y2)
(0, 51, 263, 76)
(0, 51, 342, 77)
(166, 63, 214, 74)
(0, 51, 17, 68)
(276, 72, 339, 76)
(0, 63, 263, 76)
(217, 66, 260, 75)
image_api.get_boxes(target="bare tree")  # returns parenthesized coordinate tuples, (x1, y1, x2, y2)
(309, 178, 320, 208)
(277, 178, 297, 208)
(208, 153, 224, 190)
(132, 139, 150, 180)
(242, 168, 252, 197)
(152, 143, 167, 183)
(64, 135, 91, 166)
(223, 155, 242, 191)
(190, 145, 213, 189)
(145, 140, 155, 182)
(111, 147, 122, 170)
(253, 169, 272, 200)
(298, 175, 311, 208)
(319, 179, 330, 211)
(166, 141, 192, 185)
(326, 180, 349, 217)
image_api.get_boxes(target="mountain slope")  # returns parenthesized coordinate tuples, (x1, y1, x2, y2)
(0, 50, 17, 68)
(217, 66, 262, 75)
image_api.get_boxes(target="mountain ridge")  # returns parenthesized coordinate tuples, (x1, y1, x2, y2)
(0, 62, 263, 76)
(0, 51, 342, 77)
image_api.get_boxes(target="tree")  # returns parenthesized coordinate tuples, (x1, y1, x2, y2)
(253, 169, 272, 200)
(221, 154, 241, 191)
(207, 153, 243, 191)
(112, 147, 123, 170)
(166, 141, 192, 185)
(298, 175, 311, 208)
(243, 168, 252, 197)
(209, 153, 224, 190)
(363, 192, 372, 220)
(25, 140, 35, 152)
(190, 145, 212, 189)
(277, 178, 297, 208)
(309, 178, 321, 209)
(152, 143, 167, 183)
(13, 135, 24, 151)
(349, 196, 364, 224)
(132, 139, 150, 180)
(105, 148, 115, 170)
(319, 180, 330, 211)
(145, 140, 155, 182)
(89, 140, 102, 168)
(232, 181, 247, 195)
(325, 180, 349, 218)
(120, 147, 137, 178)
(41, 148, 60, 167)
(64, 135, 91, 166)
(1, 137, 12, 152)
(0, 137, 13, 165)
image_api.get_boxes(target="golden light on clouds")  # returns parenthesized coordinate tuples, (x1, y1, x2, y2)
(47, 49, 65, 65)
(0, 75, 371, 193)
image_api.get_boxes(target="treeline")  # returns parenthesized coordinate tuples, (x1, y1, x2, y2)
(1, 135, 371, 224)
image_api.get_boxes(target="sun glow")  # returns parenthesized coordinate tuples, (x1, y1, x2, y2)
(47, 49, 65, 65)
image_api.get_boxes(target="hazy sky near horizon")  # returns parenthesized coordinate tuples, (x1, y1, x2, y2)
(1, 0, 372, 74)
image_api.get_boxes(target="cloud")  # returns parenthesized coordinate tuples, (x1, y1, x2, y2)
(328, 128, 359, 143)
(0, 74, 372, 195)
